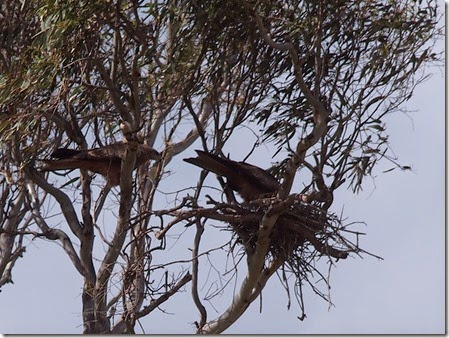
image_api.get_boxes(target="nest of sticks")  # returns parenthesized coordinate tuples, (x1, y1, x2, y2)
(155, 192, 370, 312)
(203, 196, 354, 262)
(156, 193, 365, 266)
(151, 192, 373, 314)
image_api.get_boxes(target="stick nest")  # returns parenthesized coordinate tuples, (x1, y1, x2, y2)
(206, 197, 357, 262)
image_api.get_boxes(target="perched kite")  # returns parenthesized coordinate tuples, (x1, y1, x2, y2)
(41, 142, 161, 186)
(184, 150, 280, 201)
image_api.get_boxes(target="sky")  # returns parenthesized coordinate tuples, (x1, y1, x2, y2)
(0, 8, 445, 336)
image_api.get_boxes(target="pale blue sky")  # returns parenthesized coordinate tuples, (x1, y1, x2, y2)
(0, 11, 445, 335)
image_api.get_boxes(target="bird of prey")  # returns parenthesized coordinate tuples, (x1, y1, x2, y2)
(41, 142, 161, 186)
(184, 150, 280, 201)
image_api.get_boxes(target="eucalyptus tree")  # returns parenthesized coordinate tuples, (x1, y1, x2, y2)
(0, 0, 441, 333)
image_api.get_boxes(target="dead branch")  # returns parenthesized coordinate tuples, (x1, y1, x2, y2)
(111, 272, 192, 334)
(192, 219, 207, 328)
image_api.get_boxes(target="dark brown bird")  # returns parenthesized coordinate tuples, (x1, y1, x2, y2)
(41, 142, 161, 186)
(184, 150, 280, 201)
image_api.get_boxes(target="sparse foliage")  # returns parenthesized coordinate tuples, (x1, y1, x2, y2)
(0, 0, 442, 334)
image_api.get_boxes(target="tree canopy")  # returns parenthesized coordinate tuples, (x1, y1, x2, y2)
(0, 0, 442, 333)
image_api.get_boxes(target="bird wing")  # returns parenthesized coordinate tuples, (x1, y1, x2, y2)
(78, 143, 161, 164)
(40, 154, 122, 186)
(74, 143, 126, 162)
(234, 161, 280, 194)
(184, 151, 234, 178)
(40, 142, 160, 186)
(41, 143, 124, 172)
(184, 150, 280, 201)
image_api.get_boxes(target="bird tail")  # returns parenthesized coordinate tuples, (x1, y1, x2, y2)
(40, 148, 83, 171)
(50, 148, 81, 159)
(183, 150, 234, 177)
(40, 159, 84, 171)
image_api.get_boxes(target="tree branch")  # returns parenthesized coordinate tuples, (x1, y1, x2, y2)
(192, 220, 207, 329)
(199, 201, 283, 334)
(25, 167, 84, 240)
(79, 171, 97, 285)
(111, 272, 192, 334)
(94, 139, 138, 333)
(0, 187, 26, 288)
(25, 180, 86, 277)
(249, 5, 330, 199)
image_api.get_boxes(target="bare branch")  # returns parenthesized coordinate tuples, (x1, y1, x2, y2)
(192, 220, 207, 329)
(0, 187, 26, 288)
(111, 272, 192, 334)
(199, 200, 283, 334)
(24, 167, 83, 240)
(96, 141, 138, 293)
(24, 180, 85, 277)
